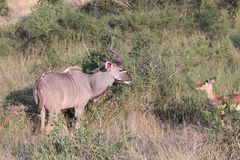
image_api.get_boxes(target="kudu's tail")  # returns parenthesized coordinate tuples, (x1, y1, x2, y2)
(33, 83, 39, 106)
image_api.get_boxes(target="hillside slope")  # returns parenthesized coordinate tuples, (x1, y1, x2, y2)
(0, 0, 240, 159)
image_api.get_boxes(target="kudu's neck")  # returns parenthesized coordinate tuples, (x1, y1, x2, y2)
(89, 71, 115, 100)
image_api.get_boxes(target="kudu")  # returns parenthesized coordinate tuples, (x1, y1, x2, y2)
(33, 57, 132, 133)
(195, 77, 240, 111)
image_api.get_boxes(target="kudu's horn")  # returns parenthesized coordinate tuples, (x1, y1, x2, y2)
(108, 49, 122, 65)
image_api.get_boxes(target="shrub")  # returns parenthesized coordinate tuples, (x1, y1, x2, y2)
(82, 0, 131, 17)
(14, 0, 102, 56)
(0, 0, 8, 17)
(33, 120, 130, 159)
(195, 2, 231, 39)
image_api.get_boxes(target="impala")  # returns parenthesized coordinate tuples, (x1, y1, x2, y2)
(195, 77, 240, 111)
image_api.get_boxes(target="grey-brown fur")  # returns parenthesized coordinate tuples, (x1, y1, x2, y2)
(33, 60, 132, 133)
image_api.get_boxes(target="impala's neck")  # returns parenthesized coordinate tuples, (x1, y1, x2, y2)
(89, 71, 115, 100)
(204, 86, 217, 104)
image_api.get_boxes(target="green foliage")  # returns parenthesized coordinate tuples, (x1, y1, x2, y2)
(129, 0, 163, 10)
(195, 2, 231, 39)
(80, 48, 112, 73)
(108, 5, 192, 34)
(82, 0, 131, 16)
(33, 120, 130, 159)
(40, 0, 63, 4)
(0, 29, 13, 56)
(203, 103, 240, 156)
(231, 33, 240, 48)
(219, 0, 240, 17)
(0, 0, 8, 16)
(14, 0, 102, 56)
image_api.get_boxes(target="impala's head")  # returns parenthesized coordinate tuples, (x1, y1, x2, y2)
(195, 77, 216, 91)
(99, 58, 132, 84)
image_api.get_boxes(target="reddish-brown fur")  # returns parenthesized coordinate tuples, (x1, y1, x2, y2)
(195, 77, 240, 110)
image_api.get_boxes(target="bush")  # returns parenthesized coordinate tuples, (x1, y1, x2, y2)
(0, 0, 8, 17)
(82, 0, 132, 17)
(219, 0, 240, 17)
(195, 2, 231, 39)
(14, 0, 102, 56)
(33, 120, 130, 159)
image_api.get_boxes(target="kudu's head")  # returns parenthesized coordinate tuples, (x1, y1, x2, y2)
(195, 77, 216, 91)
(98, 57, 132, 84)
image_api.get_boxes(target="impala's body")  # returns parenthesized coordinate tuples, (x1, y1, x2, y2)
(195, 77, 240, 110)
(33, 59, 132, 133)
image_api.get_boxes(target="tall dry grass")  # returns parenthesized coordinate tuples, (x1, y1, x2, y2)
(126, 112, 229, 160)
(0, 100, 230, 160)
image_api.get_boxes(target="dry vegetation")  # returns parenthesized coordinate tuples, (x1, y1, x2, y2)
(0, 0, 39, 26)
(0, 0, 240, 159)
(0, 0, 91, 26)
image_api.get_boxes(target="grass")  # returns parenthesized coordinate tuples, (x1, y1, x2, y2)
(0, 0, 240, 159)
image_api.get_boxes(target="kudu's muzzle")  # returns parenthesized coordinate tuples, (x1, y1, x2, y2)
(117, 71, 132, 84)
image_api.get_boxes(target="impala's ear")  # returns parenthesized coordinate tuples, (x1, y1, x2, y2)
(209, 77, 216, 83)
(105, 62, 113, 71)
(212, 77, 216, 81)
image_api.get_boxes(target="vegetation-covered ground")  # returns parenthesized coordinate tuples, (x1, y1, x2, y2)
(0, 0, 240, 159)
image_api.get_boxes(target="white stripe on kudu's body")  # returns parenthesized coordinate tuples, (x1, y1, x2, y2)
(33, 59, 132, 133)
(195, 77, 240, 110)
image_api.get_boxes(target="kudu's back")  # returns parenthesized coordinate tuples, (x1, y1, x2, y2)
(33, 69, 92, 113)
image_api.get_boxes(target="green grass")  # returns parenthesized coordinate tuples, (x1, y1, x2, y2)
(0, 0, 240, 159)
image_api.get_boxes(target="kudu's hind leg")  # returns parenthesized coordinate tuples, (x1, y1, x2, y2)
(46, 112, 55, 132)
(39, 105, 46, 133)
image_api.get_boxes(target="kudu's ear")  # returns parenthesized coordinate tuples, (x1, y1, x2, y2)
(105, 62, 113, 71)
